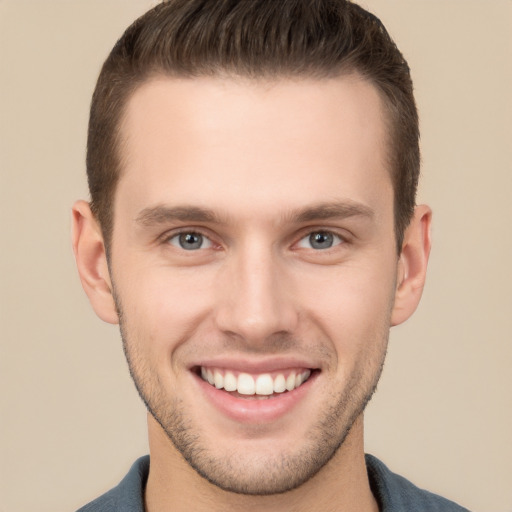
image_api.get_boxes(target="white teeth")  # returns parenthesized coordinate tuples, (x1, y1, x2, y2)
(214, 370, 223, 389)
(286, 373, 296, 391)
(237, 373, 256, 395)
(255, 374, 274, 395)
(273, 374, 286, 393)
(295, 370, 311, 387)
(224, 371, 237, 391)
(200, 367, 312, 395)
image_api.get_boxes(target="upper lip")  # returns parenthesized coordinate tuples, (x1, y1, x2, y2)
(189, 356, 320, 374)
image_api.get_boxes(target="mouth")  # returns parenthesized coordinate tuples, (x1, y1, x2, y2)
(194, 366, 315, 400)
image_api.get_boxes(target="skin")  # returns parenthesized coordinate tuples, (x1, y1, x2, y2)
(73, 74, 431, 512)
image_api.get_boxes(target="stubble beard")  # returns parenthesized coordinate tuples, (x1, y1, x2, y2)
(115, 299, 388, 495)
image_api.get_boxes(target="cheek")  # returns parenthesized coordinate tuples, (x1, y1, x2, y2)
(295, 261, 396, 352)
(116, 266, 216, 355)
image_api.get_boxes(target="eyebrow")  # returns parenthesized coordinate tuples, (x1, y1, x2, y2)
(135, 205, 220, 226)
(135, 200, 374, 228)
(290, 201, 375, 223)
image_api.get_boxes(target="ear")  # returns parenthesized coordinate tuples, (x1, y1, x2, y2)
(391, 204, 432, 326)
(71, 200, 119, 324)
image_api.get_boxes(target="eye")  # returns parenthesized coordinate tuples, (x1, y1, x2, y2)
(297, 231, 343, 250)
(168, 232, 213, 251)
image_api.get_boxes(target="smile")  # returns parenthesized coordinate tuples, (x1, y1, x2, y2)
(199, 367, 312, 398)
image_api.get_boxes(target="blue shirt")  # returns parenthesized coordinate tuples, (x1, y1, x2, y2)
(77, 454, 470, 511)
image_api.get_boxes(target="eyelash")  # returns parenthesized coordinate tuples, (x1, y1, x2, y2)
(162, 228, 347, 252)
(163, 229, 215, 251)
(296, 230, 345, 250)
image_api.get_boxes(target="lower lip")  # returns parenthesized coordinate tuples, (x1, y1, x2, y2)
(193, 371, 318, 424)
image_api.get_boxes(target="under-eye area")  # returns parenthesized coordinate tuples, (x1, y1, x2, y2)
(194, 367, 319, 399)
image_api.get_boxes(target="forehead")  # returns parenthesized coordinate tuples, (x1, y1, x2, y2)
(116, 74, 391, 221)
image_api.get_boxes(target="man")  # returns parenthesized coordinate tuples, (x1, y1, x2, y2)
(72, 1, 469, 510)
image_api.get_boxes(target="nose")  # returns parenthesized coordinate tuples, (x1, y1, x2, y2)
(214, 243, 299, 346)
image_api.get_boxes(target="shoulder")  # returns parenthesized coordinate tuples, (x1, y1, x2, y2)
(365, 454, 471, 512)
(76, 456, 150, 512)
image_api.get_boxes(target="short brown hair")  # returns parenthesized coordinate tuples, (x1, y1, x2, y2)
(87, 0, 419, 252)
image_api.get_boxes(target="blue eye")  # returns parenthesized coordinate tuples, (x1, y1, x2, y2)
(297, 231, 343, 250)
(169, 232, 212, 250)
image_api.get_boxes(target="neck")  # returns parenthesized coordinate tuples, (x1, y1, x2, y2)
(144, 414, 378, 512)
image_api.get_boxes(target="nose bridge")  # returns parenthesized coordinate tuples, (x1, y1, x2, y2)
(214, 237, 298, 342)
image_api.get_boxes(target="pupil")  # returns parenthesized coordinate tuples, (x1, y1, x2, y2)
(310, 232, 333, 249)
(180, 233, 202, 250)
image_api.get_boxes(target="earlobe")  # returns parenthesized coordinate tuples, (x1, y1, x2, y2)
(391, 205, 432, 326)
(71, 200, 119, 325)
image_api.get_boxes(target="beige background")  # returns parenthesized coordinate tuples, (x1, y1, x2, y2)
(1, 1, 511, 511)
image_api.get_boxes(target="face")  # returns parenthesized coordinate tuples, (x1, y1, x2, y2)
(110, 75, 399, 494)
